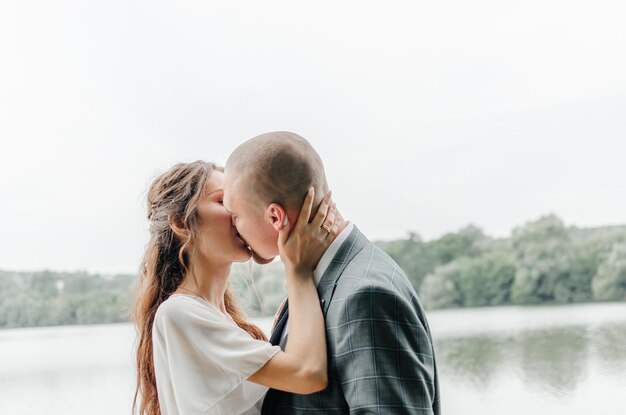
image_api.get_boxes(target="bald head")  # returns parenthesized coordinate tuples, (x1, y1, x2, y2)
(225, 131, 329, 210)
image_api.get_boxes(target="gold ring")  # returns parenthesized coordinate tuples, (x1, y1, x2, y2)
(322, 223, 332, 233)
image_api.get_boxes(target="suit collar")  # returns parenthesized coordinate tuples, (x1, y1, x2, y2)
(314, 222, 355, 285)
(270, 226, 369, 345)
(317, 225, 369, 314)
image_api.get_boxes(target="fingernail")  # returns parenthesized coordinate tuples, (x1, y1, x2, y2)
(309, 187, 314, 195)
(283, 215, 288, 226)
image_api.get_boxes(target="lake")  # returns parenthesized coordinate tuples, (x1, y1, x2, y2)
(1, 302, 625, 414)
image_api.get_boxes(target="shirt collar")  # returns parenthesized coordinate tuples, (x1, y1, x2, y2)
(313, 222, 354, 286)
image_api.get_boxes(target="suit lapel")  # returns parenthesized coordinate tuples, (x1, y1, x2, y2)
(268, 226, 367, 346)
(261, 226, 369, 415)
(317, 226, 368, 315)
(269, 299, 289, 346)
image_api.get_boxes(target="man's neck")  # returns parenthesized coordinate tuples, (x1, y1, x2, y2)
(327, 213, 348, 245)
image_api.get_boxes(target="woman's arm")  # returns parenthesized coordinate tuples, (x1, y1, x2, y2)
(248, 188, 337, 394)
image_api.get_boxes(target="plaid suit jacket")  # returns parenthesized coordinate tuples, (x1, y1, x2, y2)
(262, 226, 440, 415)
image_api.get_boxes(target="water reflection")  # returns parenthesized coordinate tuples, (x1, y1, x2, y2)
(1, 306, 625, 415)
(593, 322, 626, 378)
(518, 327, 588, 395)
(435, 321, 626, 399)
(436, 336, 507, 387)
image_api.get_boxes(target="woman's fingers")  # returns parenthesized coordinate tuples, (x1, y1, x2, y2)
(320, 203, 334, 234)
(324, 205, 339, 239)
(277, 210, 291, 249)
(278, 189, 343, 273)
(295, 187, 315, 233)
(326, 222, 340, 240)
(321, 202, 336, 233)
(311, 191, 332, 228)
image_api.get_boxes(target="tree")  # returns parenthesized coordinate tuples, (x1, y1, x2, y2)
(592, 243, 626, 301)
(377, 232, 436, 290)
(456, 252, 516, 307)
(428, 225, 487, 265)
(561, 245, 599, 303)
(419, 262, 462, 309)
(510, 215, 573, 304)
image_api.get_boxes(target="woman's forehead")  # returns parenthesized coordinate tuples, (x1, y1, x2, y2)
(204, 170, 224, 194)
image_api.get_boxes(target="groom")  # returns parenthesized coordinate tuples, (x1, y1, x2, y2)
(223, 132, 440, 415)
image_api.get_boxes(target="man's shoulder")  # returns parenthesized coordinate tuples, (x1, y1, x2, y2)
(343, 232, 406, 270)
(328, 239, 427, 318)
(337, 242, 414, 295)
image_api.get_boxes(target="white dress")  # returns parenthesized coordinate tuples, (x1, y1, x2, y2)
(152, 294, 281, 415)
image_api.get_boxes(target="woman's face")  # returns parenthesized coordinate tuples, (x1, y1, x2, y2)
(192, 170, 252, 265)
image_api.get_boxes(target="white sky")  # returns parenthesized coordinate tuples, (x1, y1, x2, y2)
(1, 1, 625, 274)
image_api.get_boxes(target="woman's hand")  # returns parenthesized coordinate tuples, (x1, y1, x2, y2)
(278, 187, 339, 275)
(249, 187, 333, 393)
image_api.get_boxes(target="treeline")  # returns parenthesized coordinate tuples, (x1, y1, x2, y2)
(0, 270, 134, 328)
(228, 214, 626, 313)
(1, 214, 626, 329)
(379, 215, 626, 309)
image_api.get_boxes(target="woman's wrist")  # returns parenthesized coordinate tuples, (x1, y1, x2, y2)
(285, 267, 315, 285)
(284, 260, 312, 275)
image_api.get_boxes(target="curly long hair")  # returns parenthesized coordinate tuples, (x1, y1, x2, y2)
(132, 160, 267, 415)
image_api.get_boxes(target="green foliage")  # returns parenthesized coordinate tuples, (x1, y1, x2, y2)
(420, 252, 516, 309)
(378, 225, 487, 290)
(509, 215, 573, 305)
(2, 215, 626, 328)
(456, 252, 516, 307)
(0, 270, 134, 329)
(377, 233, 435, 289)
(420, 262, 462, 309)
(411, 215, 625, 310)
(429, 225, 487, 265)
(592, 243, 626, 301)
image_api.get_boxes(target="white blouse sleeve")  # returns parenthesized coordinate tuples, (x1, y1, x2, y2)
(152, 296, 280, 414)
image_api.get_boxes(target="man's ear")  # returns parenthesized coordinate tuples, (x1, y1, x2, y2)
(168, 214, 190, 241)
(266, 203, 287, 232)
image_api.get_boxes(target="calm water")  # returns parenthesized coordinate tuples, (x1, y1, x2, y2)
(1, 303, 625, 414)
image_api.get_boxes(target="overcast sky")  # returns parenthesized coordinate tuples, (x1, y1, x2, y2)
(1, 1, 625, 274)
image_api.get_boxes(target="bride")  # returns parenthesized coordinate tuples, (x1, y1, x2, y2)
(132, 160, 337, 415)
